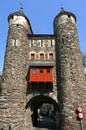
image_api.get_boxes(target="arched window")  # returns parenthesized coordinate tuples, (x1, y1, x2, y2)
(31, 53, 35, 59)
(40, 53, 44, 59)
(49, 53, 53, 59)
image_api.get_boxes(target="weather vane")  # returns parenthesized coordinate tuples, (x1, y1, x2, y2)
(20, 2, 23, 12)
(61, 0, 64, 10)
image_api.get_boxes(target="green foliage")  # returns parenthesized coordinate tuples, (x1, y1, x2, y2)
(81, 52, 86, 67)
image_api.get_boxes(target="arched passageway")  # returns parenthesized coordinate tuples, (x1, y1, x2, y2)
(25, 95, 59, 130)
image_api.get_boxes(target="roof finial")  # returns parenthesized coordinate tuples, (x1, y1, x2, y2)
(20, 2, 23, 12)
(61, 0, 64, 10)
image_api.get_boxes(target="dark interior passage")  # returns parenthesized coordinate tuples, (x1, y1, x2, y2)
(37, 115, 56, 130)
(31, 103, 56, 130)
(26, 95, 59, 130)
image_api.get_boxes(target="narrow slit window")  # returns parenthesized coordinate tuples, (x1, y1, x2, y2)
(68, 15, 71, 18)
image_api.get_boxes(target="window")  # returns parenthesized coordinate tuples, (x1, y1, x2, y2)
(47, 69, 50, 74)
(32, 69, 36, 74)
(68, 15, 71, 18)
(31, 53, 35, 59)
(11, 15, 14, 19)
(40, 53, 44, 59)
(49, 53, 53, 59)
(51, 40, 55, 47)
(28, 40, 31, 47)
(40, 69, 43, 74)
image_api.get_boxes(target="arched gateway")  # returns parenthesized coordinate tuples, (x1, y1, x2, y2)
(25, 95, 59, 129)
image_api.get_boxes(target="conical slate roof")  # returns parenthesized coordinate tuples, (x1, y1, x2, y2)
(8, 8, 33, 33)
(54, 8, 76, 22)
(8, 9, 30, 24)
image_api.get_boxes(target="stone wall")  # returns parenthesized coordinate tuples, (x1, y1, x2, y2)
(0, 75, 1, 93)
(0, 23, 32, 129)
(26, 35, 57, 98)
(54, 11, 86, 130)
(0, 30, 58, 129)
(0, 75, 1, 83)
(1, 8, 85, 130)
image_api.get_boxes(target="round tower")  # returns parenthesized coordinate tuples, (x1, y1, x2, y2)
(8, 9, 32, 33)
(0, 9, 32, 129)
(54, 9, 86, 130)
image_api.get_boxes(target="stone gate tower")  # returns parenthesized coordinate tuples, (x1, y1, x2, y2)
(0, 6, 86, 130)
(0, 8, 33, 129)
(54, 9, 86, 130)
(0, 8, 58, 130)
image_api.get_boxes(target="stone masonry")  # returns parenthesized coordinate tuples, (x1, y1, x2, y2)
(54, 10, 86, 130)
(0, 6, 86, 130)
(0, 9, 57, 130)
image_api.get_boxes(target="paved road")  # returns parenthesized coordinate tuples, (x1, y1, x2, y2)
(32, 116, 56, 130)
